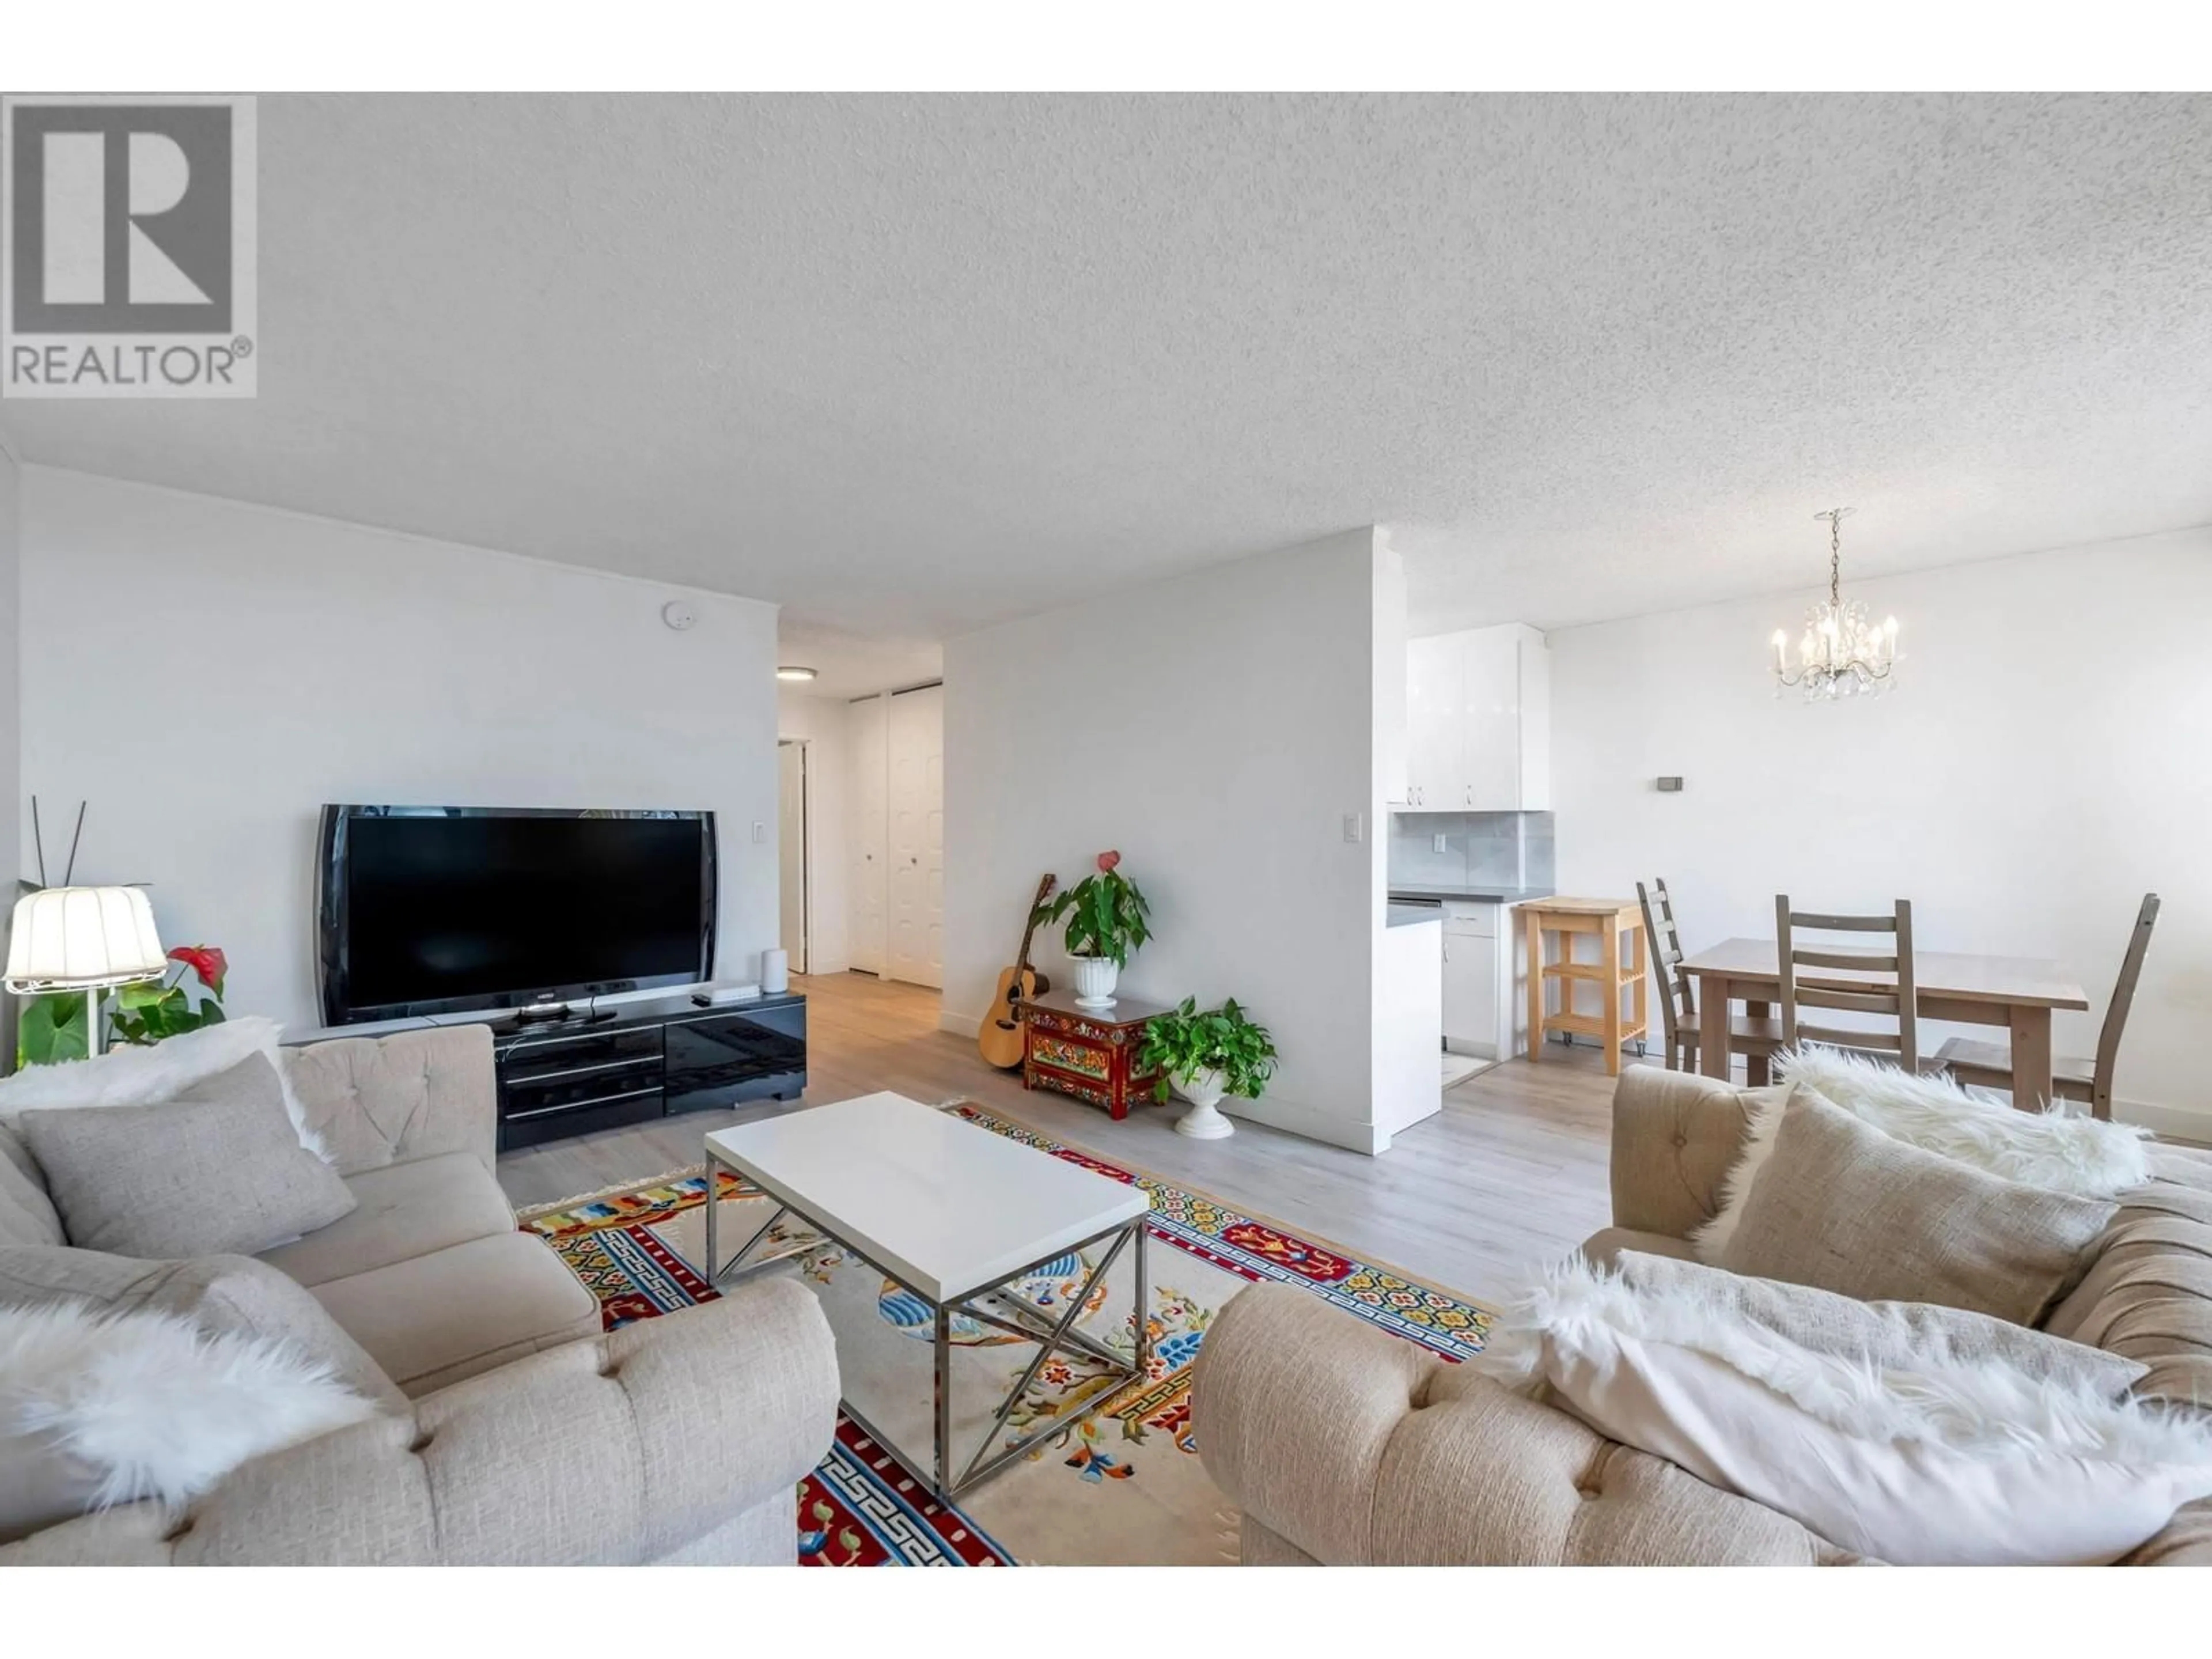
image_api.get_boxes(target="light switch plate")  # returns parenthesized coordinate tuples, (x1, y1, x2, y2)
(752, 820, 767, 842)
(1342, 812, 1363, 844)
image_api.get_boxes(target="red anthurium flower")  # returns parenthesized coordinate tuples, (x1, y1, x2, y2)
(1097, 850, 1121, 873)
(169, 944, 228, 991)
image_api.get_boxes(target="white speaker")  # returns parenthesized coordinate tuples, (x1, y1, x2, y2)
(761, 948, 789, 995)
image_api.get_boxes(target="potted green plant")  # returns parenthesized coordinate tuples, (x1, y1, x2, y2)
(17, 943, 230, 1067)
(1138, 997, 1278, 1141)
(1036, 850, 1151, 1009)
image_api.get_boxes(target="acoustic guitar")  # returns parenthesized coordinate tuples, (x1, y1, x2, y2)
(978, 874, 1058, 1069)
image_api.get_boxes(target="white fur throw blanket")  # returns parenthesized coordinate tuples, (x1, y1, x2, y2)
(1778, 1046, 2151, 1195)
(1476, 1252, 2212, 1564)
(1, 1301, 378, 1538)
(0, 1016, 331, 1162)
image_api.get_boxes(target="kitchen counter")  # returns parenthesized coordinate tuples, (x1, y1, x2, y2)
(1386, 902, 1445, 928)
(1387, 884, 1556, 906)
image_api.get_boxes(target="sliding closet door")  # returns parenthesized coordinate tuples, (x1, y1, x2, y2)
(777, 741, 808, 973)
(887, 684, 944, 989)
(847, 695, 889, 975)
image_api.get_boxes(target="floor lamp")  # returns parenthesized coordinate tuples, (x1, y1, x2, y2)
(5, 885, 168, 1056)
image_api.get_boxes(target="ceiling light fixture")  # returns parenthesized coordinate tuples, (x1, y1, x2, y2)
(1771, 507, 1898, 701)
(777, 665, 820, 683)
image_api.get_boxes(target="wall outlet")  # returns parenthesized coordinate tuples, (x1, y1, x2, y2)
(1342, 812, 1363, 844)
(1433, 832, 1449, 854)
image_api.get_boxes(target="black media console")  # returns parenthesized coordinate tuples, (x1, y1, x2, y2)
(493, 991, 806, 1152)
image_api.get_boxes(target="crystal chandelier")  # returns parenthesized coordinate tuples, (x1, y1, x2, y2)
(1771, 507, 1898, 700)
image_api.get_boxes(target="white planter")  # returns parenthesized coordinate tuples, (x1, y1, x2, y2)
(1072, 956, 1120, 1009)
(1173, 1067, 1236, 1139)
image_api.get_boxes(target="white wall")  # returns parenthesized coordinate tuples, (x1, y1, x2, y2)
(776, 687, 852, 974)
(19, 468, 782, 1035)
(1548, 528, 2212, 1134)
(945, 528, 1399, 1150)
(0, 445, 17, 1066)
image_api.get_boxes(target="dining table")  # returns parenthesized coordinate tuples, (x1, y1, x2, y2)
(1675, 938, 2090, 1108)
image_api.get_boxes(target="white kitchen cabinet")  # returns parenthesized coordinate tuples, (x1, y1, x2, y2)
(1441, 926, 1497, 1051)
(1402, 633, 1459, 808)
(1460, 627, 1520, 809)
(1397, 623, 1551, 811)
(1438, 899, 1528, 1059)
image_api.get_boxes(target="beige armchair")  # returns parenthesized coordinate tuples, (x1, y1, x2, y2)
(1191, 1066, 2212, 1566)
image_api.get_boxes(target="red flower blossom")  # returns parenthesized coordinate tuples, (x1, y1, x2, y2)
(1096, 850, 1121, 873)
(169, 944, 227, 992)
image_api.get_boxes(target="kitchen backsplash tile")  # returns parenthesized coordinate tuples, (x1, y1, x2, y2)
(1388, 810, 1555, 892)
(1521, 812, 1556, 888)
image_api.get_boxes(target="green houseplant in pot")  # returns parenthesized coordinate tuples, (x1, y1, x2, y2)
(17, 943, 230, 1067)
(1138, 997, 1278, 1141)
(1036, 850, 1151, 1010)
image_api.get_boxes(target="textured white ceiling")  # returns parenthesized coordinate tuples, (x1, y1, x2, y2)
(6, 92, 2210, 647)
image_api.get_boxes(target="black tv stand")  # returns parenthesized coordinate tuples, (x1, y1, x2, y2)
(495, 1004, 619, 1033)
(492, 990, 806, 1152)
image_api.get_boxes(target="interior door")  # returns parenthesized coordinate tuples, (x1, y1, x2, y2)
(886, 684, 944, 989)
(776, 741, 807, 973)
(848, 695, 889, 975)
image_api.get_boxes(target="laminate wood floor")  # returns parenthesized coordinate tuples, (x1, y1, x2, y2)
(496, 971, 1643, 1303)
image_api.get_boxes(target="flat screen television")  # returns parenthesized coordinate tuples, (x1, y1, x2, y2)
(316, 805, 717, 1025)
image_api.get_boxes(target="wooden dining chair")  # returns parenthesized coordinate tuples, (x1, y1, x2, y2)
(1637, 878, 1783, 1077)
(1775, 895, 1919, 1070)
(1936, 893, 2160, 1120)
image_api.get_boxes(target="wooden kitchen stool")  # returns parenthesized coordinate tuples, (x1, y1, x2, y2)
(1518, 897, 1649, 1076)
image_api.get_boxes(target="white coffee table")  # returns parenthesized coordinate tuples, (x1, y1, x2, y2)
(701, 1091, 1150, 1502)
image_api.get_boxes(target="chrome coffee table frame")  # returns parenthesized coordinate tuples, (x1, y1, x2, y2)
(702, 1146, 1150, 1504)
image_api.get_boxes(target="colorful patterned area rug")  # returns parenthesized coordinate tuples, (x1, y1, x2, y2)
(519, 1103, 1494, 1566)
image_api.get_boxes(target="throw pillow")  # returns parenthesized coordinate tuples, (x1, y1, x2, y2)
(17, 1055, 356, 1260)
(0, 1015, 332, 1163)
(1711, 1086, 2113, 1324)
(1779, 1044, 2152, 1194)
(0, 1244, 404, 1414)
(0, 1299, 379, 1542)
(0, 1124, 63, 1248)
(1478, 1253, 2212, 1565)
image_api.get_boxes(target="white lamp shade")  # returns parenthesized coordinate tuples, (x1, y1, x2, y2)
(5, 886, 167, 991)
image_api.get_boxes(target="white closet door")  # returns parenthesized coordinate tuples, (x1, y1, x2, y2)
(777, 741, 807, 972)
(848, 695, 889, 975)
(887, 684, 944, 989)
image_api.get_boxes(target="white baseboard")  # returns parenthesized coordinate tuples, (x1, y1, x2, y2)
(1220, 1093, 1388, 1156)
(938, 1007, 982, 1039)
(2114, 1094, 2212, 1144)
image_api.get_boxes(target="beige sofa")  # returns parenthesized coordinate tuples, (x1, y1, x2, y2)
(0, 1023, 839, 1565)
(1192, 1065, 2212, 1566)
